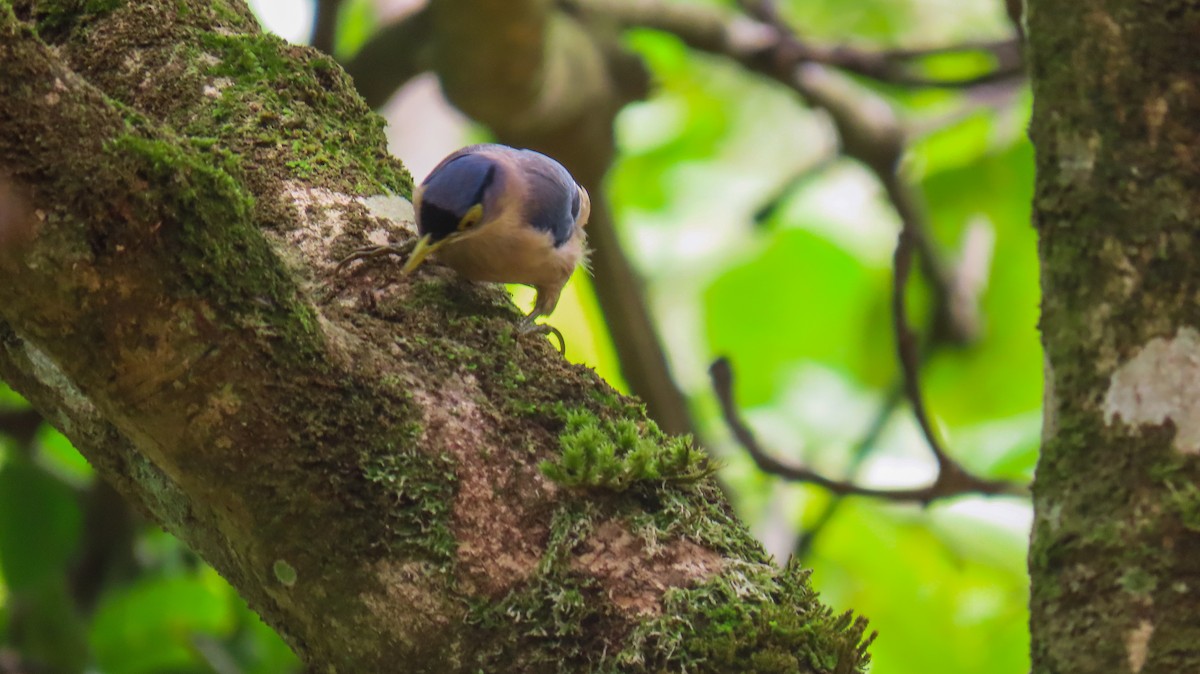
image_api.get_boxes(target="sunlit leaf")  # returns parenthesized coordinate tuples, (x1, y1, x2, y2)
(704, 228, 889, 406)
(809, 501, 1030, 674)
(36, 424, 93, 486)
(333, 0, 376, 58)
(0, 383, 27, 408)
(90, 570, 235, 674)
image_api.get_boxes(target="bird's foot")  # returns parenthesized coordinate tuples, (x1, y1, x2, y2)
(518, 318, 566, 355)
(335, 239, 418, 272)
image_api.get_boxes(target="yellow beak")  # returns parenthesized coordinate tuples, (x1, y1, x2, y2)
(402, 234, 446, 275)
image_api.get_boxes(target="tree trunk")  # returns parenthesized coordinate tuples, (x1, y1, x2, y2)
(1029, 1, 1200, 671)
(0, 1, 870, 671)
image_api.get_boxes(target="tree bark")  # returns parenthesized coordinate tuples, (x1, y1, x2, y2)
(1029, 1, 1200, 671)
(0, 1, 870, 671)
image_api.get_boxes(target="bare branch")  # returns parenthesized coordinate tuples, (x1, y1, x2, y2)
(580, 0, 1010, 471)
(709, 358, 1027, 504)
(574, 0, 985, 343)
(311, 0, 343, 54)
(745, 0, 1024, 90)
(341, 6, 435, 108)
(891, 202, 952, 469)
(576, 0, 1023, 90)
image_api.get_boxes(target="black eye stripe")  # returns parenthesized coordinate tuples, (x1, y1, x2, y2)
(570, 187, 581, 219)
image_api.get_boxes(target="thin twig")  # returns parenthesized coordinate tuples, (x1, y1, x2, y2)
(589, 0, 1003, 470)
(891, 205, 951, 468)
(709, 358, 1026, 504)
(752, 153, 839, 225)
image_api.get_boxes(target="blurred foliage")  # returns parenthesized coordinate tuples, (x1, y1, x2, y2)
(605, 1, 1037, 673)
(0, 0, 1037, 672)
(0, 385, 300, 673)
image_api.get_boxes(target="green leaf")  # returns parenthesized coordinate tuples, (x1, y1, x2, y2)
(229, 599, 301, 674)
(920, 140, 1042, 425)
(0, 459, 82, 590)
(0, 383, 28, 407)
(37, 424, 94, 485)
(90, 570, 235, 674)
(333, 0, 377, 58)
(704, 229, 889, 406)
(809, 501, 1030, 674)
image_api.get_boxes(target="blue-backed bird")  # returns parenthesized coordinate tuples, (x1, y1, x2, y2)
(339, 144, 591, 350)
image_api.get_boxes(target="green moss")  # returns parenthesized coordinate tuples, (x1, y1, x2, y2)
(187, 32, 412, 198)
(360, 425, 458, 565)
(107, 126, 324, 358)
(616, 560, 874, 674)
(464, 405, 870, 673)
(540, 410, 715, 491)
(1117, 566, 1157, 598)
(467, 575, 613, 672)
(33, 0, 123, 37)
(465, 507, 618, 672)
(625, 484, 763, 563)
(207, 0, 242, 23)
(1164, 480, 1200, 532)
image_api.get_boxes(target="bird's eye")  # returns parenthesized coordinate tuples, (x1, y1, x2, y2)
(458, 203, 484, 231)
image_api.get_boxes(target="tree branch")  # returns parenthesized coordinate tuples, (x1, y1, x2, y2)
(341, 5, 434, 108)
(737, 0, 1023, 89)
(576, 0, 1005, 478)
(709, 358, 1026, 504)
(0, 2, 870, 669)
(573, 0, 984, 344)
(310, 0, 342, 54)
(645, 0, 1020, 502)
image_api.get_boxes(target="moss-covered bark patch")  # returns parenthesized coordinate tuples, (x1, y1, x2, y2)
(616, 560, 873, 674)
(540, 410, 715, 490)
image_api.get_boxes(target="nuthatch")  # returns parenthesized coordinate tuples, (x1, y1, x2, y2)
(340, 144, 590, 348)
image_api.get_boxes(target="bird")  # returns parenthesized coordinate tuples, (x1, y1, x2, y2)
(338, 144, 591, 351)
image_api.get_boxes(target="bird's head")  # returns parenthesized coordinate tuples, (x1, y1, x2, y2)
(404, 149, 499, 273)
(404, 145, 587, 274)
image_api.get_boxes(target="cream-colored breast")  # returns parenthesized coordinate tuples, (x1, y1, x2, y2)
(433, 210, 586, 289)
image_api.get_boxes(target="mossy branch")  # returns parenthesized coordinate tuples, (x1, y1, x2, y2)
(0, 2, 874, 672)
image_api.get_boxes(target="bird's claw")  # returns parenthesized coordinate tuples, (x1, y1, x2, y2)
(335, 240, 417, 272)
(338, 242, 567, 356)
(519, 320, 566, 355)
